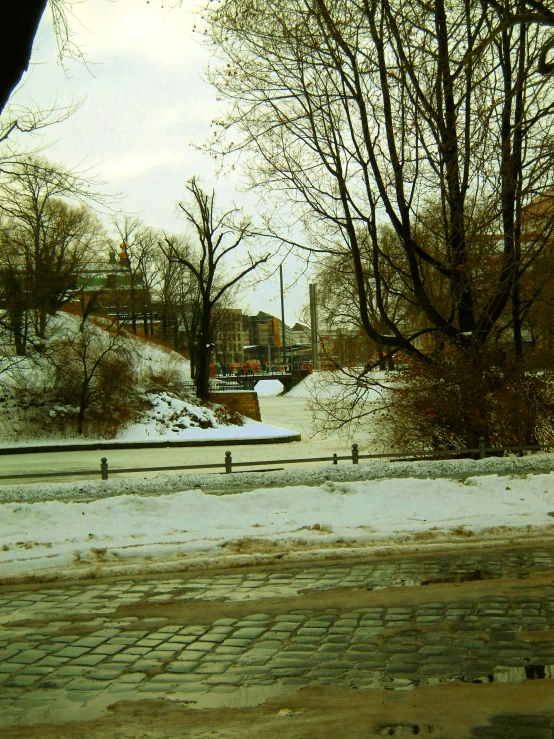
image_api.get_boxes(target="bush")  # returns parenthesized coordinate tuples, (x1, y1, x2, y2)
(384, 346, 554, 452)
(48, 328, 143, 437)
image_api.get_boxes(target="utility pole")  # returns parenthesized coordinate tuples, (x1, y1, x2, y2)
(309, 283, 319, 370)
(280, 264, 287, 370)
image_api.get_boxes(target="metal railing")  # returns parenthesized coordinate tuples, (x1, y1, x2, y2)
(0, 437, 549, 483)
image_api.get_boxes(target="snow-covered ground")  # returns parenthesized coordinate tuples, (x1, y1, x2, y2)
(0, 316, 299, 447)
(2, 454, 554, 583)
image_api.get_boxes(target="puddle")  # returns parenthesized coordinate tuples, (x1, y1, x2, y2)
(376, 725, 434, 736)
(469, 712, 554, 736)
(0, 682, 300, 728)
(525, 664, 546, 679)
(421, 569, 491, 585)
(185, 683, 297, 709)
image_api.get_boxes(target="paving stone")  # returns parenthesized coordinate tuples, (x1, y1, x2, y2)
(271, 667, 309, 677)
(352, 628, 383, 642)
(168, 635, 198, 645)
(269, 622, 299, 632)
(52, 665, 90, 676)
(420, 664, 460, 675)
(92, 644, 125, 655)
(310, 667, 347, 678)
(228, 666, 270, 675)
(198, 632, 228, 643)
(195, 662, 232, 674)
(181, 642, 214, 653)
(385, 660, 421, 674)
(117, 673, 147, 684)
(73, 637, 108, 648)
(6, 674, 41, 686)
(0, 664, 23, 673)
(319, 643, 345, 653)
(87, 669, 124, 681)
(270, 658, 317, 669)
(170, 682, 210, 693)
(462, 661, 496, 674)
(73, 654, 108, 666)
(207, 673, 245, 687)
(214, 646, 247, 655)
(167, 662, 197, 673)
(10, 650, 49, 664)
(67, 679, 110, 691)
(381, 642, 420, 654)
(427, 654, 465, 665)
(21, 664, 54, 675)
(132, 659, 163, 671)
(529, 656, 554, 665)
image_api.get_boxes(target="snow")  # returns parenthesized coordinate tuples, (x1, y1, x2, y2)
(2, 454, 554, 582)
(254, 380, 285, 396)
(0, 314, 301, 446)
(285, 371, 393, 401)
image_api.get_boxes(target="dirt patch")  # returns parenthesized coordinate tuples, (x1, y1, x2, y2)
(3, 682, 554, 738)
(220, 537, 285, 555)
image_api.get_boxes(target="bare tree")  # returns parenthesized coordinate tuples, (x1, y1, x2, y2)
(163, 177, 270, 398)
(113, 216, 161, 335)
(48, 317, 135, 435)
(0, 156, 104, 351)
(206, 0, 554, 364)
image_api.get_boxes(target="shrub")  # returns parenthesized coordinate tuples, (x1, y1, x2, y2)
(383, 346, 554, 453)
(48, 327, 143, 437)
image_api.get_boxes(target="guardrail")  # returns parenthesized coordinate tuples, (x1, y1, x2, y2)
(0, 438, 549, 483)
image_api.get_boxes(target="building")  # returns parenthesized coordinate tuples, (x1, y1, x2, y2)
(213, 307, 248, 369)
(74, 246, 150, 323)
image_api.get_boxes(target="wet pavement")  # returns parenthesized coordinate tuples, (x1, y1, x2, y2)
(2, 544, 554, 735)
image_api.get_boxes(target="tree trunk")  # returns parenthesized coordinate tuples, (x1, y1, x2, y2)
(77, 389, 87, 435)
(0, 0, 48, 114)
(513, 281, 523, 362)
(38, 308, 47, 340)
(195, 309, 213, 399)
(195, 344, 212, 399)
(12, 310, 27, 356)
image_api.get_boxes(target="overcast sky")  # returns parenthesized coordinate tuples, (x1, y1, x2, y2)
(7, 0, 309, 322)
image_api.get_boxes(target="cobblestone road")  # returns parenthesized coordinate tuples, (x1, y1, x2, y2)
(2, 545, 554, 737)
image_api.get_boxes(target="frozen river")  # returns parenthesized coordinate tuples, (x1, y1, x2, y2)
(0, 393, 373, 486)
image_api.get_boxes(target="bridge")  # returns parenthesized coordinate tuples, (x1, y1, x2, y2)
(215, 368, 310, 393)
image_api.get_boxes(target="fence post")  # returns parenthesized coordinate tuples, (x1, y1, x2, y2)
(478, 437, 486, 460)
(333, 453, 338, 465)
(352, 443, 359, 464)
(100, 457, 109, 481)
(225, 451, 233, 474)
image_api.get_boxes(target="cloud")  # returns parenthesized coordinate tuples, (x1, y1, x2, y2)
(66, 0, 209, 67)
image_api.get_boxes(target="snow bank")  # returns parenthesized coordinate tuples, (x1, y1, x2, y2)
(286, 371, 393, 401)
(254, 380, 285, 396)
(1, 471, 554, 582)
(3, 452, 554, 505)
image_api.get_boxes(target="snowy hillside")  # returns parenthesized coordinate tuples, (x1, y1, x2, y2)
(0, 314, 298, 445)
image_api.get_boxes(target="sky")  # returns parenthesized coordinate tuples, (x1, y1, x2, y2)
(6, 0, 310, 322)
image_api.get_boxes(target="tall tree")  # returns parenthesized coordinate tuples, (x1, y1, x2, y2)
(0, 156, 104, 352)
(206, 0, 554, 363)
(163, 177, 270, 398)
(114, 217, 161, 335)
